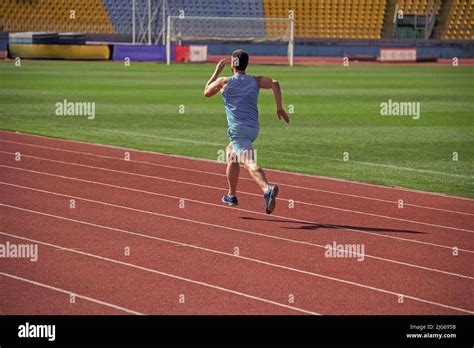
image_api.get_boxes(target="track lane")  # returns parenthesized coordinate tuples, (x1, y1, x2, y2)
(0, 132, 471, 316)
(1, 131, 472, 212)
(0, 272, 135, 315)
(0, 233, 306, 315)
(1, 164, 473, 277)
(1, 141, 472, 231)
(1, 185, 472, 313)
(1, 155, 472, 254)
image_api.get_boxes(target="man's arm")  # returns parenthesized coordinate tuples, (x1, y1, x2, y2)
(204, 59, 227, 97)
(256, 76, 289, 123)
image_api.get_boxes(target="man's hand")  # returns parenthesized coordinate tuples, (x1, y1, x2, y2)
(256, 76, 289, 124)
(277, 108, 290, 123)
(214, 59, 226, 76)
(204, 59, 227, 97)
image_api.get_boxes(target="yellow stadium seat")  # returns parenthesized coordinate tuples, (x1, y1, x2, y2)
(442, 0, 473, 40)
(1, 0, 115, 34)
(263, 0, 386, 39)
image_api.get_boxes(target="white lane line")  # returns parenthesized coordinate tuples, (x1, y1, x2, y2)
(269, 166, 474, 202)
(0, 231, 319, 315)
(0, 272, 143, 315)
(3, 200, 474, 296)
(266, 149, 473, 179)
(1, 139, 472, 217)
(1, 168, 474, 276)
(1, 173, 473, 254)
(1, 217, 472, 314)
(2, 128, 470, 178)
(0, 152, 472, 235)
(2, 132, 473, 202)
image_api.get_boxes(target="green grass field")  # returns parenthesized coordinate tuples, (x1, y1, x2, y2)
(0, 60, 473, 197)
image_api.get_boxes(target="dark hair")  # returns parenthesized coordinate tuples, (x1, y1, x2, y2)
(232, 49, 249, 71)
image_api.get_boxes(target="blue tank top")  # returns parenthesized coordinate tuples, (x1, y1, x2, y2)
(221, 74, 259, 128)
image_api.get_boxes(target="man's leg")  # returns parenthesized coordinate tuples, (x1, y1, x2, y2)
(226, 143, 240, 196)
(226, 126, 279, 214)
(240, 149, 279, 214)
(240, 150, 269, 193)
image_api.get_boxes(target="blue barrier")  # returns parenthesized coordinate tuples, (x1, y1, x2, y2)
(0, 38, 8, 51)
(0, 33, 8, 58)
(112, 44, 173, 61)
(184, 41, 474, 59)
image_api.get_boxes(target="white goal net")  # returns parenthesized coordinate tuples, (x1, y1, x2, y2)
(166, 16, 294, 66)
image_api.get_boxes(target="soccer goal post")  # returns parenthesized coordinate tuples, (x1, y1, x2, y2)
(166, 16, 294, 66)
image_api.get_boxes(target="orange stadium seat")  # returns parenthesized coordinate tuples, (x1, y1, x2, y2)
(263, 0, 387, 39)
(442, 0, 473, 40)
(0, 0, 115, 34)
(396, 0, 442, 15)
(2, 0, 471, 41)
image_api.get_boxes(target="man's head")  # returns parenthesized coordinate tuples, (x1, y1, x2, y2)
(231, 49, 249, 73)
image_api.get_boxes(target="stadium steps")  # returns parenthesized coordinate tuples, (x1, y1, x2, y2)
(394, 0, 444, 39)
(433, 0, 453, 39)
(382, 0, 398, 38)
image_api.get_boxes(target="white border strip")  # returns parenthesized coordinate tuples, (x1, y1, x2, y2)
(0, 272, 143, 315)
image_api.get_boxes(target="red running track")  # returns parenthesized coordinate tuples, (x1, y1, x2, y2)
(0, 130, 473, 315)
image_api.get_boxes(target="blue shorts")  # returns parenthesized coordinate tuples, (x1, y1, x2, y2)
(227, 125, 259, 155)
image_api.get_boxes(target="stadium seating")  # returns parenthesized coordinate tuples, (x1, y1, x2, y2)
(102, 0, 135, 34)
(442, 0, 473, 40)
(396, 0, 442, 15)
(1, 0, 472, 41)
(263, 0, 387, 39)
(1, 0, 114, 34)
(102, 0, 265, 36)
(167, 0, 264, 18)
(165, 0, 266, 39)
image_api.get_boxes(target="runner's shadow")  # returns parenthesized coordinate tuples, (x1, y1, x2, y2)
(239, 216, 426, 234)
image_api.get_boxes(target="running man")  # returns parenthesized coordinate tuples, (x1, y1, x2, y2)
(204, 49, 289, 214)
